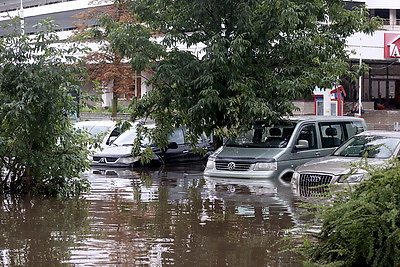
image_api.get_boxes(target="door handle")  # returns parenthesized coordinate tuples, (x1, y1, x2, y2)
(183, 150, 189, 154)
(315, 152, 321, 156)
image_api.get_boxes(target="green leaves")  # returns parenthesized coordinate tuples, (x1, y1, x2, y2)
(116, 0, 379, 147)
(0, 20, 90, 197)
(295, 161, 400, 266)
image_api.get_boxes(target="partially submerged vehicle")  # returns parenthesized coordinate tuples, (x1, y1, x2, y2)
(291, 130, 400, 197)
(204, 116, 367, 180)
(73, 120, 122, 150)
(91, 123, 213, 168)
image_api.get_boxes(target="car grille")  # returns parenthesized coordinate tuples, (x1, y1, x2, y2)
(215, 162, 252, 171)
(298, 173, 333, 197)
(106, 157, 118, 163)
(92, 156, 119, 163)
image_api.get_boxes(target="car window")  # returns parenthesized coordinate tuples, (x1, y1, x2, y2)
(334, 136, 400, 159)
(296, 124, 318, 150)
(168, 129, 185, 145)
(319, 122, 344, 148)
(225, 121, 296, 148)
(345, 121, 365, 139)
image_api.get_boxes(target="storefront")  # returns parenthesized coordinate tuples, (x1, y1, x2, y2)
(345, 31, 400, 110)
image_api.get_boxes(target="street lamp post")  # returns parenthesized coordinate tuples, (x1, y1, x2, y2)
(20, 0, 24, 34)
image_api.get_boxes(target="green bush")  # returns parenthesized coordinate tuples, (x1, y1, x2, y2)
(297, 161, 400, 266)
(0, 19, 92, 197)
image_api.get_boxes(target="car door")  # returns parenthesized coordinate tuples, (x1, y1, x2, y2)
(161, 128, 191, 164)
(289, 123, 324, 168)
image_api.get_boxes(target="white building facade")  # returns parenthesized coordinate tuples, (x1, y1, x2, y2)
(346, 0, 400, 110)
(1, 1, 400, 111)
(0, 0, 151, 108)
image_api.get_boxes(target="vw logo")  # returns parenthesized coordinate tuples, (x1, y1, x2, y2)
(307, 175, 321, 183)
(227, 162, 236, 170)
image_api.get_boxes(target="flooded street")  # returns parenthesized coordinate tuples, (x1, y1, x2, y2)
(0, 163, 305, 266)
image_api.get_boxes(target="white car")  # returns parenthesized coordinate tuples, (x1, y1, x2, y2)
(91, 124, 213, 168)
(73, 120, 122, 150)
(291, 130, 400, 197)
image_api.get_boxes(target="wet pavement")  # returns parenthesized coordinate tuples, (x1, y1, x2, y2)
(0, 163, 305, 266)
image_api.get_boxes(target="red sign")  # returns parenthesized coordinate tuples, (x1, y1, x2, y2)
(384, 33, 400, 58)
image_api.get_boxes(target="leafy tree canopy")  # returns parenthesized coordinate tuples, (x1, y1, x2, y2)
(73, 1, 138, 117)
(111, 0, 379, 147)
(0, 18, 92, 197)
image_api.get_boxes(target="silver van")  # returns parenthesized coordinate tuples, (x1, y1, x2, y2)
(204, 116, 367, 180)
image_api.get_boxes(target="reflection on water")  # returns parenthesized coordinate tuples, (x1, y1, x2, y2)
(0, 163, 304, 266)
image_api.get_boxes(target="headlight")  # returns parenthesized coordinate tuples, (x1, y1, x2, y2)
(117, 156, 140, 164)
(206, 157, 215, 169)
(338, 173, 365, 183)
(253, 162, 277, 171)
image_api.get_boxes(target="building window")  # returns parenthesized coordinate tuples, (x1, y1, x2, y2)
(371, 9, 390, 25)
(397, 10, 400, 25)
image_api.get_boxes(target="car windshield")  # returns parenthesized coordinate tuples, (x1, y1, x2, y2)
(225, 121, 296, 148)
(113, 128, 151, 147)
(333, 135, 400, 159)
(81, 125, 111, 135)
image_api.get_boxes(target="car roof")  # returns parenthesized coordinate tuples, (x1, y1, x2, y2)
(286, 115, 365, 123)
(355, 130, 400, 138)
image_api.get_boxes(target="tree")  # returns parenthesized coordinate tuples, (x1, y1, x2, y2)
(0, 18, 92, 197)
(109, 0, 379, 148)
(73, 1, 138, 118)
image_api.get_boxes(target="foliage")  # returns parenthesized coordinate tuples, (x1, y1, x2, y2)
(0, 19, 92, 197)
(109, 0, 380, 147)
(294, 160, 400, 266)
(73, 0, 139, 118)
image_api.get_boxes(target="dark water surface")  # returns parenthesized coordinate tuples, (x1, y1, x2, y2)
(0, 163, 305, 266)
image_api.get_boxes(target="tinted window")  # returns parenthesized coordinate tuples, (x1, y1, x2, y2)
(319, 123, 344, 148)
(345, 121, 365, 139)
(169, 129, 185, 145)
(296, 124, 318, 149)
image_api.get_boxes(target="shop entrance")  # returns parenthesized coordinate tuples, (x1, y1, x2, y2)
(396, 80, 400, 109)
(370, 79, 398, 109)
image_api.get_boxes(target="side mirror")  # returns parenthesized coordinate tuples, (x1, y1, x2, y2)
(295, 140, 309, 150)
(168, 142, 178, 149)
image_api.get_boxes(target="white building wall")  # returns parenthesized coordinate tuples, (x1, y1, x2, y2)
(0, 0, 112, 22)
(346, 31, 390, 61)
(365, 0, 400, 9)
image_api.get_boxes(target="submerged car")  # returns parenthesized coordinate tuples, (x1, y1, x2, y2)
(204, 116, 367, 180)
(291, 130, 400, 197)
(91, 124, 213, 167)
(73, 120, 122, 149)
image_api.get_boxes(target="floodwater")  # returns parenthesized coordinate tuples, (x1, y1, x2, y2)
(0, 163, 306, 266)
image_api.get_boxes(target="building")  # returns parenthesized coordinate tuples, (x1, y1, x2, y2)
(1, 0, 400, 115)
(346, 0, 400, 111)
(0, 0, 151, 108)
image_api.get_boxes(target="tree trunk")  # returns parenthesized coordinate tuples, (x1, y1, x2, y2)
(111, 92, 118, 118)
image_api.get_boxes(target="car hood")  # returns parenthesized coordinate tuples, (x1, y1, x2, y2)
(296, 156, 386, 175)
(215, 146, 284, 160)
(93, 145, 133, 158)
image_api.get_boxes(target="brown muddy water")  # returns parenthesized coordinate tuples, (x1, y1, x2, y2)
(0, 163, 306, 266)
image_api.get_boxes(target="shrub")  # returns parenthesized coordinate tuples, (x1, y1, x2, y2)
(296, 160, 400, 266)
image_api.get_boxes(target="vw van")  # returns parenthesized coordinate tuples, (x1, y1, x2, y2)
(204, 116, 367, 180)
